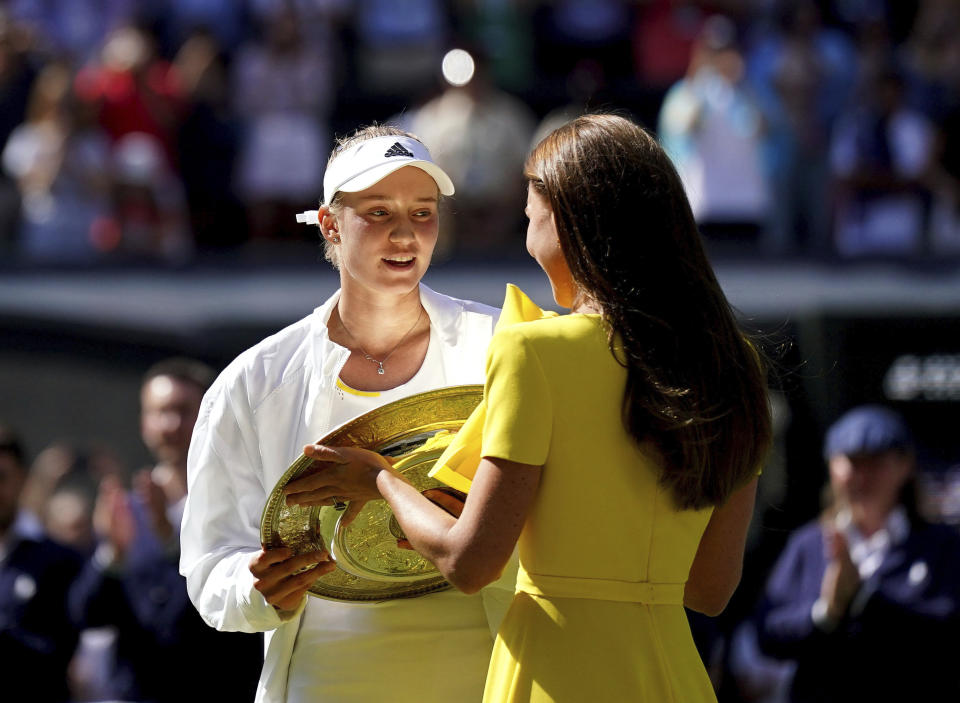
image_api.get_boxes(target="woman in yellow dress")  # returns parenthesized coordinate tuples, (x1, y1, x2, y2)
(295, 114, 772, 701)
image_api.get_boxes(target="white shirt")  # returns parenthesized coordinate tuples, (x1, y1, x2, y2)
(327, 323, 446, 429)
(290, 323, 488, 702)
(180, 284, 499, 703)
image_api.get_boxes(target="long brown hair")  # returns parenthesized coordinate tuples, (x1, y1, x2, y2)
(526, 114, 771, 510)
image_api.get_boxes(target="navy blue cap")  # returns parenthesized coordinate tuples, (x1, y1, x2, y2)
(823, 405, 914, 460)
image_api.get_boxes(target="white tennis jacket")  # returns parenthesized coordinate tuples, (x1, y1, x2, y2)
(180, 284, 500, 703)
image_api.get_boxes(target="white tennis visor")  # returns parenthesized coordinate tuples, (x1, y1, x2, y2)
(322, 135, 455, 206)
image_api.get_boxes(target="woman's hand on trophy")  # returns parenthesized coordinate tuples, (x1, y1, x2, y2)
(284, 444, 403, 508)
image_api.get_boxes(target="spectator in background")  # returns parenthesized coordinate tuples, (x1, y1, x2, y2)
(0, 12, 38, 255)
(755, 405, 960, 702)
(631, 0, 705, 93)
(108, 131, 192, 260)
(902, 0, 960, 121)
(830, 68, 934, 258)
(529, 58, 604, 149)
(162, 0, 248, 53)
(174, 28, 246, 249)
(234, 4, 334, 242)
(44, 486, 95, 556)
(19, 441, 122, 535)
(43, 485, 116, 703)
(0, 424, 83, 703)
(4, 0, 134, 65)
(351, 0, 448, 98)
(659, 15, 770, 253)
(454, 0, 534, 94)
(1, 60, 112, 262)
(747, 1, 857, 140)
(69, 358, 262, 703)
(928, 99, 960, 253)
(764, 17, 846, 257)
(408, 46, 535, 259)
(532, 0, 635, 94)
(74, 23, 185, 169)
(746, 0, 857, 257)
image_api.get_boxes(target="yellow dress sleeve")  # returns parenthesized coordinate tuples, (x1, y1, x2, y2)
(429, 284, 556, 492)
(480, 326, 552, 466)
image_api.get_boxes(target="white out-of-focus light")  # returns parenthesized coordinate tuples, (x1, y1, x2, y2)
(442, 49, 475, 87)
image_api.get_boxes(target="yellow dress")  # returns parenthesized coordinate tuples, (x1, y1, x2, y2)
(435, 286, 717, 703)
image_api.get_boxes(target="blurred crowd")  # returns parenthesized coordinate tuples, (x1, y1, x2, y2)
(1, 358, 263, 703)
(3, 354, 960, 702)
(3, 3, 960, 702)
(0, 0, 959, 265)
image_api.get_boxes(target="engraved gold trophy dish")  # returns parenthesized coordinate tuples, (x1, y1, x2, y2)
(260, 385, 482, 602)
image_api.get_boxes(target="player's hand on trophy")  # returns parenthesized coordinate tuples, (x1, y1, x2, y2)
(249, 546, 334, 612)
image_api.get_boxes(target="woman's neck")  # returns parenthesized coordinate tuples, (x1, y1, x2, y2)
(332, 286, 425, 356)
(570, 290, 602, 315)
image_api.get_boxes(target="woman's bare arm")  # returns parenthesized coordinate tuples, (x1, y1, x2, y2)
(684, 476, 759, 616)
(377, 456, 541, 594)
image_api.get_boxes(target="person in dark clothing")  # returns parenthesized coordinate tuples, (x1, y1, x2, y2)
(69, 359, 262, 702)
(0, 424, 83, 703)
(756, 405, 960, 702)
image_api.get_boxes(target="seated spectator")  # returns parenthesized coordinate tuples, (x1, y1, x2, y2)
(755, 405, 960, 702)
(830, 69, 935, 257)
(69, 358, 261, 703)
(0, 424, 83, 703)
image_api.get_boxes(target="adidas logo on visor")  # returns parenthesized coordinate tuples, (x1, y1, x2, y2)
(384, 142, 415, 158)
